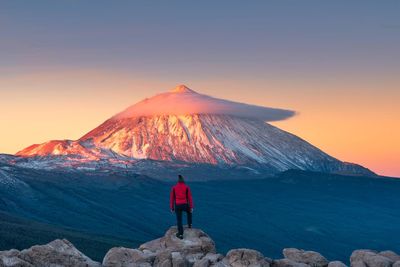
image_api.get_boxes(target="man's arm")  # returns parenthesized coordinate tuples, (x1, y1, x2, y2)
(188, 187, 194, 210)
(170, 187, 175, 211)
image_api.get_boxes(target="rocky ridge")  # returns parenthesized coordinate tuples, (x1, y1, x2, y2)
(1, 227, 398, 267)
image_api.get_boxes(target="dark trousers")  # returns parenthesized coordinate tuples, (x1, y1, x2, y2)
(175, 203, 192, 235)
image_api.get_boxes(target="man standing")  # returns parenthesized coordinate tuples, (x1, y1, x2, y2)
(170, 174, 194, 239)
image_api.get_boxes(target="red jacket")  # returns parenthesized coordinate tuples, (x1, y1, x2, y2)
(170, 182, 193, 210)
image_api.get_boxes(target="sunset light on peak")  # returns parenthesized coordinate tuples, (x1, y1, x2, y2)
(0, 1, 399, 177)
(2, 1, 400, 263)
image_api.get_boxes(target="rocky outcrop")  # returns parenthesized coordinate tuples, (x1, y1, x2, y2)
(1, 227, 399, 267)
(350, 249, 397, 267)
(222, 248, 271, 267)
(282, 248, 329, 267)
(0, 239, 101, 267)
(104, 227, 218, 267)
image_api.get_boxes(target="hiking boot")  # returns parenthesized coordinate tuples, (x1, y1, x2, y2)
(175, 233, 183, 239)
(188, 224, 192, 229)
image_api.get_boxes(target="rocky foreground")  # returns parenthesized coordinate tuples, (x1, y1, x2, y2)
(1, 227, 399, 267)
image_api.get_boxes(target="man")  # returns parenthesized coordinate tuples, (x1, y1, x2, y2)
(170, 174, 194, 239)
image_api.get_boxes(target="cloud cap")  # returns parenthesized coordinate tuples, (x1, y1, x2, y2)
(113, 84, 296, 121)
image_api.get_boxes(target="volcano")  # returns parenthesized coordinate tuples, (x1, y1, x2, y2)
(15, 85, 373, 176)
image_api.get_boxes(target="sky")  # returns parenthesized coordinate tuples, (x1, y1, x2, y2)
(0, 1, 399, 177)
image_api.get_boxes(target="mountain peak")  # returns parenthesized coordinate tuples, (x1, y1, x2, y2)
(170, 84, 196, 94)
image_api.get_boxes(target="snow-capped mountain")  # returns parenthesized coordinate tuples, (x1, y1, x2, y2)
(15, 85, 373, 175)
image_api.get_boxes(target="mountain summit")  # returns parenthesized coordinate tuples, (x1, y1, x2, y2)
(170, 84, 197, 93)
(112, 84, 295, 121)
(16, 85, 373, 176)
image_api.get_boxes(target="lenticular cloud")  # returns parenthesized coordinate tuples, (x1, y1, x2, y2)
(113, 85, 296, 121)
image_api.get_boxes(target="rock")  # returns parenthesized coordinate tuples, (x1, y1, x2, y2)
(0, 249, 32, 267)
(140, 227, 215, 256)
(103, 247, 155, 266)
(378, 251, 400, 262)
(153, 250, 173, 267)
(350, 250, 378, 263)
(185, 253, 206, 267)
(327, 261, 347, 267)
(171, 252, 185, 267)
(364, 255, 393, 267)
(0, 250, 20, 258)
(272, 258, 310, 267)
(138, 226, 216, 267)
(393, 261, 400, 267)
(283, 248, 328, 267)
(1, 239, 100, 267)
(350, 262, 366, 267)
(350, 250, 393, 267)
(107, 227, 216, 267)
(164, 227, 216, 255)
(140, 238, 167, 253)
(193, 253, 224, 267)
(0, 255, 33, 267)
(223, 248, 270, 267)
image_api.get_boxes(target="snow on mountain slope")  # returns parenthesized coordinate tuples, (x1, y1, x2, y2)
(15, 85, 374, 175)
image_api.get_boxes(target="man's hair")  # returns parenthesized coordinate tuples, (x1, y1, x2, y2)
(178, 174, 184, 182)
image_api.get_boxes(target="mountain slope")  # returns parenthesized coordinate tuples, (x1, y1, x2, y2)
(15, 85, 374, 175)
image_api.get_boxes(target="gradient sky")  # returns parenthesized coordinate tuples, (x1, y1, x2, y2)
(1, 1, 399, 177)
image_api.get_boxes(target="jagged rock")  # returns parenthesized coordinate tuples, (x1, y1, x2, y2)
(0, 239, 100, 267)
(171, 252, 185, 267)
(350, 250, 394, 267)
(350, 250, 377, 263)
(223, 248, 270, 267)
(0, 249, 32, 267)
(103, 247, 155, 266)
(327, 261, 347, 267)
(193, 253, 224, 267)
(378, 251, 400, 262)
(3, 228, 400, 267)
(18, 239, 101, 267)
(0, 252, 32, 267)
(153, 250, 173, 267)
(272, 258, 310, 267)
(185, 253, 205, 267)
(350, 262, 366, 267)
(105, 227, 212, 267)
(140, 238, 167, 253)
(283, 248, 328, 267)
(139, 227, 215, 256)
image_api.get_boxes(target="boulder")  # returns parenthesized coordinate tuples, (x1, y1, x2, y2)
(193, 253, 224, 267)
(185, 253, 205, 267)
(327, 261, 347, 267)
(139, 227, 215, 258)
(283, 248, 328, 267)
(171, 252, 185, 267)
(104, 227, 216, 267)
(1, 239, 100, 267)
(153, 250, 173, 267)
(0, 255, 33, 267)
(393, 261, 400, 267)
(350, 250, 393, 267)
(272, 258, 310, 267)
(0, 249, 32, 267)
(378, 251, 400, 262)
(103, 247, 155, 266)
(223, 248, 270, 267)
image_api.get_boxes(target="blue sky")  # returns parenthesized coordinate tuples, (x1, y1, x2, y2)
(1, 1, 399, 80)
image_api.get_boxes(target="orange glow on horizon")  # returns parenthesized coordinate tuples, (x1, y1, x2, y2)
(1, 69, 399, 177)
